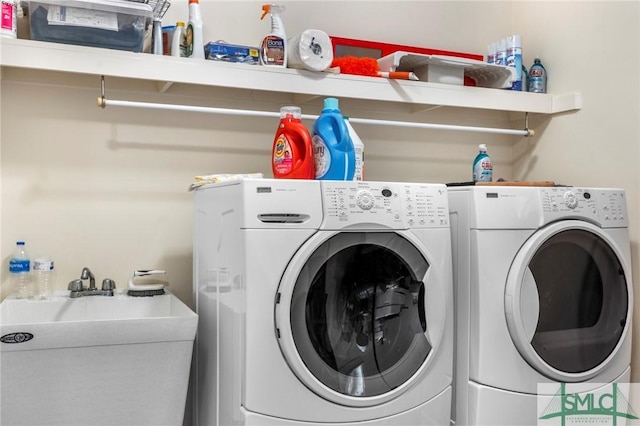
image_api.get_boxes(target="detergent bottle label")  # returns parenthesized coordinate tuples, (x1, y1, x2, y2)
(312, 135, 331, 179)
(273, 134, 293, 175)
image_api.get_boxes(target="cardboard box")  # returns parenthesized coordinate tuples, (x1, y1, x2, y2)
(205, 41, 260, 65)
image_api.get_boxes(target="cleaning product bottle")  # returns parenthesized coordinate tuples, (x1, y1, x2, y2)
(312, 98, 355, 180)
(344, 116, 364, 181)
(272, 106, 314, 179)
(172, 21, 185, 57)
(259, 4, 286, 67)
(528, 57, 547, 93)
(505, 34, 522, 91)
(472, 144, 493, 182)
(186, 0, 204, 59)
(495, 38, 507, 66)
(1, 0, 18, 39)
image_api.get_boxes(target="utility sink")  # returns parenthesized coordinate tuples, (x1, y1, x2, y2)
(0, 291, 198, 426)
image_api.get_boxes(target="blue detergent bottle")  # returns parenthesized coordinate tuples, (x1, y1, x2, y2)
(312, 98, 355, 180)
(472, 144, 493, 182)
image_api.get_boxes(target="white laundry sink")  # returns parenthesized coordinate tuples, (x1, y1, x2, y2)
(0, 291, 198, 426)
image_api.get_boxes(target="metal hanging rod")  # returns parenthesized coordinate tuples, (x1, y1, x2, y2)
(97, 76, 534, 137)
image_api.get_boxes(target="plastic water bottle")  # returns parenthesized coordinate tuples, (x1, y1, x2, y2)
(472, 144, 493, 182)
(344, 117, 364, 181)
(528, 57, 547, 93)
(9, 241, 33, 299)
(33, 257, 55, 299)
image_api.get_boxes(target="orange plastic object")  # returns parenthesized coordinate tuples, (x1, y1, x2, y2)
(331, 56, 380, 76)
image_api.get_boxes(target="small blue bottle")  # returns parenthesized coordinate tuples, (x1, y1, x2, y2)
(472, 144, 493, 182)
(312, 98, 355, 180)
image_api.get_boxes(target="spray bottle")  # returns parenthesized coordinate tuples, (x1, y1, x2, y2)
(260, 4, 287, 67)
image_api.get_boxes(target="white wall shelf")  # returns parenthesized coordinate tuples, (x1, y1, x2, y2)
(1, 38, 582, 116)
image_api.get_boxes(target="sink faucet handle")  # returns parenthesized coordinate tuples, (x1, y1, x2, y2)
(68, 279, 84, 292)
(102, 278, 116, 291)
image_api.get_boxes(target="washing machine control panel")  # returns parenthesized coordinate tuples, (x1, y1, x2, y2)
(320, 181, 449, 229)
(540, 187, 627, 227)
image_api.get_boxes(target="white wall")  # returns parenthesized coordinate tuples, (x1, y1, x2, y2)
(1, 0, 639, 379)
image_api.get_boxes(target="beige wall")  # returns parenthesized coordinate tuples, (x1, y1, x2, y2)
(511, 1, 640, 381)
(1, 1, 639, 379)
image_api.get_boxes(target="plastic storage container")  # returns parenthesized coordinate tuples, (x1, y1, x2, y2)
(27, 0, 153, 52)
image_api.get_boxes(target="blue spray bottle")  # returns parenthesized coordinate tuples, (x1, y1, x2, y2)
(312, 98, 355, 180)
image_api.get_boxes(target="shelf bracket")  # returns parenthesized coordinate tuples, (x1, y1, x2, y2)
(96, 76, 534, 137)
(98, 75, 106, 109)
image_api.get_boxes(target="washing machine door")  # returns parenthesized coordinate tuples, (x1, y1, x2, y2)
(275, 230, 445, 407)
(504, 220, 631, 382)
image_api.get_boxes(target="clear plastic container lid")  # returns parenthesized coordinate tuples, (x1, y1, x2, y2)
(280, 106, 301, 119)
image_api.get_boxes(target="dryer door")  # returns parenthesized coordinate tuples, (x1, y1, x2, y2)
(275, 231, 446, 407)
(505, 220, 631, 382)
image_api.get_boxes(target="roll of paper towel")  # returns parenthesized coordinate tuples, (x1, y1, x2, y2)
(287, 29, 333, 72)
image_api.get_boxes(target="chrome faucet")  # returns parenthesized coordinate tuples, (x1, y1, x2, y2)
(68, 267, 116, 298)
(81, 267, 96, 290)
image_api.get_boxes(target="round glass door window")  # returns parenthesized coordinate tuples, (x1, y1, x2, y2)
(288, 232, 432, 398)
(525, 229, 628, 373)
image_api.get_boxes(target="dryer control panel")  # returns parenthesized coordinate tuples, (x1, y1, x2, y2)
(540, 187, 628, 227)
(320, 181, 449, 230)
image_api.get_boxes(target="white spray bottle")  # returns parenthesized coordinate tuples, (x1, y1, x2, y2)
(260, 4, 287, 67)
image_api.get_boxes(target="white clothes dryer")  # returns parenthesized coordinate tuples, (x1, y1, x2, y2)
(448, 186, 633, 426)
(193, 178, 453, 425)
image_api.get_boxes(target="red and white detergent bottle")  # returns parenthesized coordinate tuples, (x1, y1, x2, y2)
(272, 106, 314, 179)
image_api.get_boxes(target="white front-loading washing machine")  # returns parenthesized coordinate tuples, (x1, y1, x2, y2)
(192, 178, 453, 425)
(448, 185, 633, 426)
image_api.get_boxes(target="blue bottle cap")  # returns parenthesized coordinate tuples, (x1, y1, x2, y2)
(323, 97, 339, 111)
